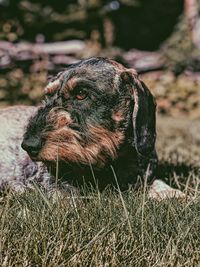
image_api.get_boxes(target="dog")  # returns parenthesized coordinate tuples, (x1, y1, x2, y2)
(20, 57, 157, 190)
(0, 57, 185, 199)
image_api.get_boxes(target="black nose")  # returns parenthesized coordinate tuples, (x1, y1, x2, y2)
(21, 137, 42, 157)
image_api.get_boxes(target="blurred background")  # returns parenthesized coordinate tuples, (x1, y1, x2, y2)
(0, 0, 199, 118)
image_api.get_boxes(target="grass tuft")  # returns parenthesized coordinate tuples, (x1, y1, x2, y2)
(0, 187, 200, 266)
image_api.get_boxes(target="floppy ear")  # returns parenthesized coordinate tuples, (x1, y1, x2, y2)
(121, 70, 156, 157)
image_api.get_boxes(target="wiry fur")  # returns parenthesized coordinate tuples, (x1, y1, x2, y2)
(0, 106, 51, 191)
(0, 57, 158, 191)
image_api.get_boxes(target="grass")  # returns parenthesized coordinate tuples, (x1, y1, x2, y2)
(0, 115, 200, 267)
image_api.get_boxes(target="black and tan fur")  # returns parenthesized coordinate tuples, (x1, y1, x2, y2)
(20, 57, 158, 190)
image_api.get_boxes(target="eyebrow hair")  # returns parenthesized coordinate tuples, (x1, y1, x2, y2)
(74, 80, 96, 88)
(63, 78, 96, 92)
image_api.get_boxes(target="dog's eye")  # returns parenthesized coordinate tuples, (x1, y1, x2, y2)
(75, 89, 88, 101)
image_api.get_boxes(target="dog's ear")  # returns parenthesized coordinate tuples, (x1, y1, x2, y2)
(121, 70, 156, 157)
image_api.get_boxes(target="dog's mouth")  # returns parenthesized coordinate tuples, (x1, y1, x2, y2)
(27, 154, 38, 161)
(23, 151, 41, 162)
(21, 123, 124, 168)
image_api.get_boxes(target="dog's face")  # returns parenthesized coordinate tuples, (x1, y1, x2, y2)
(22, 57, 156, 168)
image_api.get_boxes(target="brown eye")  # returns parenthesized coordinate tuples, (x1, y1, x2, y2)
(75, 89, 88, 100)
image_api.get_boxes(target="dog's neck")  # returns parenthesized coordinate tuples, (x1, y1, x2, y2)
(46, 144, 157, 191)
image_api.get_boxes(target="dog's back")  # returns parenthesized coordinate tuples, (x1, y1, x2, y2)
(0, 106, 50, 191)
(0, 106, 36, 141)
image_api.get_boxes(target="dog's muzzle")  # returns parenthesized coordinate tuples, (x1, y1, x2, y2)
(21, 137, 42, 158)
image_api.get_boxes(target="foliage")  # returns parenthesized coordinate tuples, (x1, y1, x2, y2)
(163, 14, 200, 74)
(0, 0, 183, 50)
(0, 0, 199, 110)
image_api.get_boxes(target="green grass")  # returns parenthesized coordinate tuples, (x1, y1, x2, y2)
(0, 115, 200, 267)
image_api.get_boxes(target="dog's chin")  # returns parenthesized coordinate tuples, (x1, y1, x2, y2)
(26, 150, 53, 163)
(38, 143, 108, 166)
(30, 150, 111, 171)
(26, 153, 41, 162)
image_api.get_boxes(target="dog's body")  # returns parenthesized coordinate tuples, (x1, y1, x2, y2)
(0, 57, 158, 192)
(0, 106, 51, 191)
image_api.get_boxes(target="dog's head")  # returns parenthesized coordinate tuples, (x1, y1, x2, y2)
(21, 57, 156, 168)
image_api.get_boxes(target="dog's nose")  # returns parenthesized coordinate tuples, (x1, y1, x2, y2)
(21, 137, 42, 158)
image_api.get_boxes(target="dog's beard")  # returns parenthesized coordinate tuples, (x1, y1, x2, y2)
(38, 124, 124, 167)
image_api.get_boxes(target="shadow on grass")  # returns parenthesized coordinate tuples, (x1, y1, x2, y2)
(155, 161, 199, 189)
(69, 161, 199, 193)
